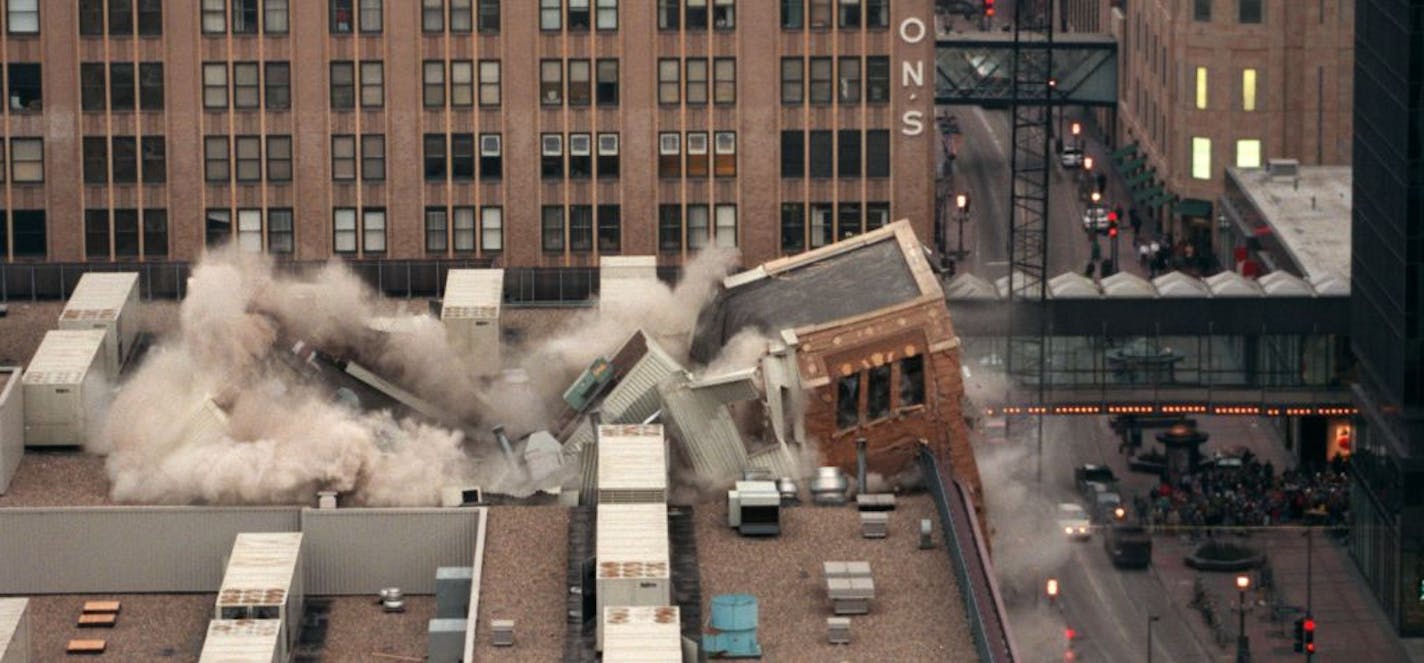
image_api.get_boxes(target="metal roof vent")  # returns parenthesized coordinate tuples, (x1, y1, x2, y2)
(378, 587, 405, 613)
(1266, 158, 1299, 179)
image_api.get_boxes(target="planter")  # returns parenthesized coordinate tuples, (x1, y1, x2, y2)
(1184, 541, 1265, 572)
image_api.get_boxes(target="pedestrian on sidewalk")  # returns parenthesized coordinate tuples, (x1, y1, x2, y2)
(1138, 241, 1150, 267)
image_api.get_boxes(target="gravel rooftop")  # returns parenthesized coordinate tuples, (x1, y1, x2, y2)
(472, 505, 569, 663)
(696, 494, 973, 661)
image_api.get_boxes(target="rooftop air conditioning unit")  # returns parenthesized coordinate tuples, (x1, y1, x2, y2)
(1266, 158, 1299, 179)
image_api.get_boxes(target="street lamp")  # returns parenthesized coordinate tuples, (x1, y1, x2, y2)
(1045, 577, 1059, 604)
(954, 193, 970, 259)
(1083, 155, 1094, 171)
(1090, 191, 1102, 205)
(1147, 614, 1161, 663)
(1236, 574, 1251, 662)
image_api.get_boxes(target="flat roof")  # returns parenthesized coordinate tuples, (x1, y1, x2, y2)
(1227, 166, 1351, 280)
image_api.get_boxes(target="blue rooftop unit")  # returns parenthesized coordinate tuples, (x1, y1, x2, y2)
(702, 593, 761, 658)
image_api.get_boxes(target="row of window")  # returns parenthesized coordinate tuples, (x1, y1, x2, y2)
(780, 0, 890, 31)
(205, 207, 296, 253)
(425, 206, 504, 254)
(80, 63, 165, 112)
(836, 355, 924, 431)
(1193, 66, 1258, 112)
(1189, 137, 1263, 180)
(539, 0, 620, 31)
(540, 204, 623, 253)
(424, 60, 503, 108)
(780, 130, 891, 179)
(424, 133, 505, 181)
(656, 204, 738, 252)
(655, 132, 736, 178)
(83, 208, 169, 259)
(656, 58, 736, 106)
(81, 137, 166, 185)
(200, 0, 288, 34)
(536, 133, 619, 179)
(655, 0, 737, 31)
(1192, 0, 1263, 24)
(538, 59, 617, 107)
(79, 0, 163, 36)
(200, 62, 291, 110)
(781, 56, 890, 105)
(203, 136, 293, 183)
(780, 201, 891, 253)
(0, 211, 46, 258)
(422, 0, 501, 33)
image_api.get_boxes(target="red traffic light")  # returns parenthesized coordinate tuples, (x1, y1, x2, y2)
(1306, 643, 1316, 653)
(1107, 211, 1118, 222)
(1108, 227, 1118, 238)
(1304, 618, 1316, 632)
(1064, 628, 1076, 641)
(985, 0, 995, 16)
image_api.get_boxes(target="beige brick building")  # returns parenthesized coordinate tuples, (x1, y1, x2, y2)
(1112, 0, 1353, 241)
(0, 0, 937, 271)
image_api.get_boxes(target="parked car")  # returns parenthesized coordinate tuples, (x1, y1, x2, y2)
(1060, 146, 1084, 168)
(1082, 205, 1110, 233)
(1074, 464, 1118, 501)
(1104, 524, 1152, 568)
(1056, 503, 1092, 541)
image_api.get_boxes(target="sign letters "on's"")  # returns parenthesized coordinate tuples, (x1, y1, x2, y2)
(899, 16, 928, 136)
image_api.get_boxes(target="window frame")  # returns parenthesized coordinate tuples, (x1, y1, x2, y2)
(596, 59, 619, 106)
(138, 62, 163, 111)
(540, 59, 563, 106)
(330, 61, 356, 109)
(714, 131, 736, 177)
(568, 59, 592, 107)
(596, 0, 618, 30)
(540, 0, 561, 31)
(479, 133, 502, 179)
(478, 60, 501, 107)
(359, 61, 384, 108)
(232, 62, 260, 110)
(361, 133, 385, 181)
(809, 57, 833, 104)
(109, 63, 136, 111)
(540, 133, 564, 179)
(685, 58, 709, 106)
(331, 134, 357, 182)
(866, 129, 890, 178)
(451, 60, 474, 107)
(423, 60, 446, 108)
(542, 205, 565, 252)
(330, 0, 355, 34)
(781, 58, 804, 105)
(658, 58, 681, 105)
(713, 57, 736, 105)
(453, 206, 476, 252)
(203, 136, 230, 183)
(333, 207, 358, 254)
(266, 135, 293, 182)
(81, 63, 107, 111)
(424, 133, 448, 181)
(234, 135, 262, 183)
(658, 132, 681, 178)
(9, 138, 42, 184)
(111, 135, 137, 184)
(480, 206, 503, 252)
(597, 133, 619, 178)
(141, 135, 165, 184)
(265, 62, 290, 110)
(7, 0, 38, 35)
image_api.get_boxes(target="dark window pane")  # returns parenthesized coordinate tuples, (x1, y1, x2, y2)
(85, 210, 110, 258)
(780, 203, 804, 253)
(424, 133, 446, 180)
(452, 133, 475, 179)
(142, 208, 167, 257)
(139, 62, 163, 110)
(111, 136, 137, 183)
(7, 63, 41, 112)
(900, 355, 924, 407)
(866, 364, 891, 420)
(808, 130, 833, 178)
(110, 63, 135, 110)
(80, 0, 104, 35)
(114, 209, 140, 256)
(569, 205, 593, 251)
(542, 206, 564, 252)
(83, 137, 108, 184)
(837, 373, 860, 429)
(141, 136, 165, 183)
(109, 0, 133, 35)
(81, 63, 106, 111)
(265, 62, 290, 110)
(781, 130, 803, 177)
(838, 129, 860, 178)
(659, 204, 681, 251)
(866, 129, 890, 177)
(137, 0, 162, 35)
(11, 211, 46, 258)
(598, 204, 620, 252)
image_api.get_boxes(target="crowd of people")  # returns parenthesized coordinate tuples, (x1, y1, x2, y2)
(1138, 453, 1352, 532)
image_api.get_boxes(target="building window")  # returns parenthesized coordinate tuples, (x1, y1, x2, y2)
(836, 373, 860, 429)
(83, 137, 108, 184)
(713, 58, 736, 105)
(425, 207, 447, 253)
(1194, 0, 1211, 21)
(540, 0, 561, 30)
(809, 0, 831, 28)
(232, 0, 259, 34)
(1236, 139, 1261, 168)
(237, 209, 263, 252)
(865, 0, 887, 27)
(266, 136, 292, 182)
(686, 132, 709, 177)
(596, 0, 617, 29)
(686, 204, 709, 250)
(809, 203, 832, 247)
(899, 355, 923, 406)
(478, 0, 499, 32)
(7, 63, 40, 112)
(866, 56, 889, 102)
(361, 134, 385, 181)
(480, 134, 502, 179)
(201, 0, 225, 32)
(479, 60, 501, 106)
(569, 60, 592, 106)
(866, 363, 891, 419)
(358, 61, 384, 108)
(714, 205, 736, 247)
(542, 206, 564, 252)
(451, 0, 473, 31)
(781, 0, 802, 28)
(866, 129, 889, 178)
(838, 130, 860, 178)
(658, 205, 681, 251)
(331, 0, 354, 33)
(866, 202, 889, 230)
(451, 61, 474, 107)
(141, 136, 165, 184)
(332, 135, 356, 181)
(422, 0, 442, 31)
(781, 58, 803, 104)
(838, 202, 861, 239)
(268, 209, 293, 254)
(1242, 68, 1257, 111)
(424, 61, 446, 107)
(686, 59, 709, 106)
(139, 62, 163, 110)
(205, 209, 231, 246)
(658, 59, 680, 104)
(452, 133, 475, 179)
(809, 57, 833, 104)
(1239, 0, 1261, 23)
(541, 133, 563, 178)
(569, 0, 590, 30)
(838, 56, 860, 103)
(597, 133, 619, 178)
(781, 203, 804, 253)
(838, 0, 859, 28)
(714, 131, 736, 177)
(424, 133, 447, 181)
(111, 136, 137, 183)
(658, 132, 681, 178)
(781, 130, 804, 178)
(453, 206, 476, 252)
(1195, 66, 1208, 109)
(233, 62, 260, 109)
(596, 59, 619, 106)
(540, 60, 562, 106)
(5, 0, 36, 34)
(809, 130, 833, 178)
(569, 205, 594, 252)
(82, 63, 106, 111)
(333, 208, 357, 253)
(143, 208, 168, 257)
(481, 207, 503, 252)
(569, 133, 592, 178)
(265, 62, 290, 110)
(600, 204, 623, 251)
(80, 0, 103, 35)
(265, 0, 288, 33)
(85, 210, 110, 259)
(684, 0, 709, 28)
(658, 0, 679, 29)
(4, 210, 45, 258)
(330, 62, 355, 109)
(108, 63, 135, 111)
(10, 138, 41, 182)
(1191, 136, 1211, 180)
(714, 0, 734, 28)
(235, 136, 262, 182)
(362, 209, 386, 253)
(204, 136, 228, 182)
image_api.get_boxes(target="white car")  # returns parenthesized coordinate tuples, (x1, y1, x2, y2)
(1057, 503, 1091, 540)
(1060, 146, 1084, 168)
(1082, 205, 1110, 233)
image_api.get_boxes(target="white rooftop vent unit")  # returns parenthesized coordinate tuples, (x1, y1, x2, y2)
(1100, 272, 1156, 298)
(58, 272, 139, 377)
(198, 619, 281, 663)
(595, 503, 672, 650)
(1258, 271, 1314, 297)
(0, 598, 30, 663)
(1152, 272, 1211, 298)
(596, 424, 667, 504)
(0, 368, 22, 495)
(1204, 271, 1263, 297)
(602, 606, 682, 662)
(1047, 272, 1101, 299)
(599, 256, 660, 314)
(441, 269, 504, 376)
(21, 329, 108, 447)
(216, 533, 304, 663)
(1266, 158, 1300, 179)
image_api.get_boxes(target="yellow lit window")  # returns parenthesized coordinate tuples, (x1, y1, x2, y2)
(1192, 137, 1212, 179)
(1195, 66, 1208, 109)
(1236, 139, 1261, 168)
(1242, 68, 1257, 111)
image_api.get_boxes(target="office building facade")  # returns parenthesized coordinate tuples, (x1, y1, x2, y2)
(0, 0, 935, 269)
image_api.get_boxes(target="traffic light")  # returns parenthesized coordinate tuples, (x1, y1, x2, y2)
(1071, 122, 1081, 137)
(984, 0, 995, 17)
(1304, 617, 1316, 653)
(1108, 220, 1118, 239)
(1046, 578, 1059, 599)
(1293, 617, 1307, 652)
